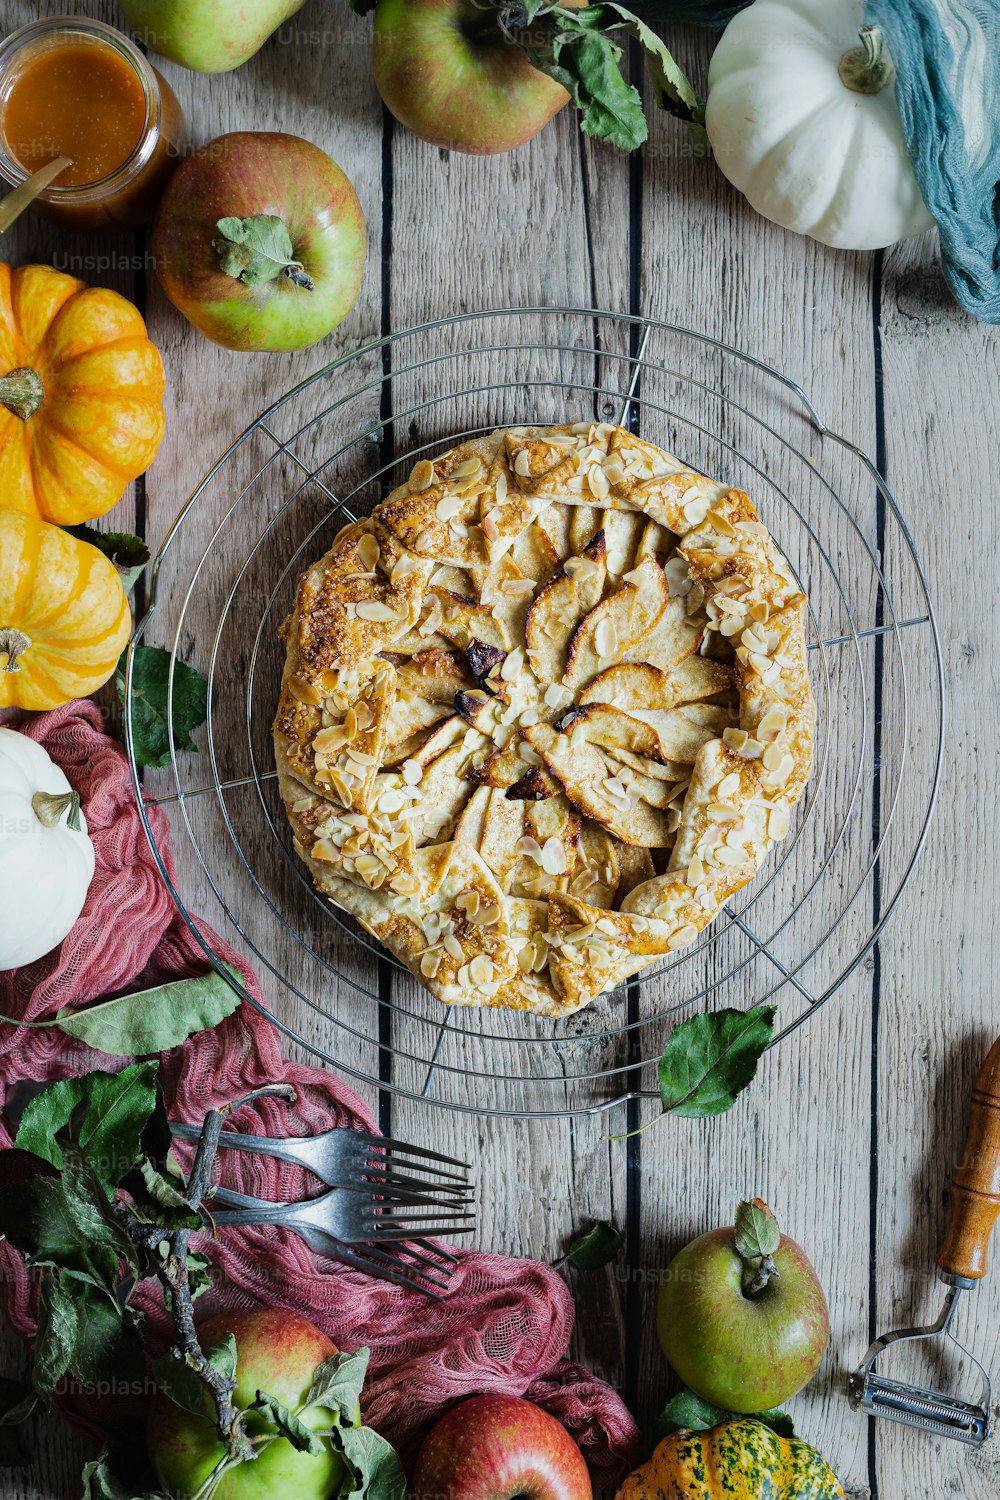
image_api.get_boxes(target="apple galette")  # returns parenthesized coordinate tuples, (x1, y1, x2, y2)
(274, 423, 814, 1017)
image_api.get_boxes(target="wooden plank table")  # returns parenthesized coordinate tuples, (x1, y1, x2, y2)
(4, 4, 999, 1498)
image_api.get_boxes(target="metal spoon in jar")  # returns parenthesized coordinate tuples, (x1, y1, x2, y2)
(0, 155, 73, 234)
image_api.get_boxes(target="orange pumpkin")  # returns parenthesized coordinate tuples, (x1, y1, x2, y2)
(0, 263, 165, 525)
(0, 509, 131, 709)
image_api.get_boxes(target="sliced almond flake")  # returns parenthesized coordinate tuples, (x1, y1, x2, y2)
(443, 931, 464, 961)
(686, 854, 706, 887)
(717, 771, 741, 801)
(502, 578, 536, 598)
(471, 902, 502, 926)
(357, 533, 381, 572)
(501, 647, 526, 682)
(758, 706, 788, 742)
(594, 617, 618, 660)
(768, 804, 791, 839)
(346, 748, 376, 767)
(588, 463, 610, 500)
(377, 788, 407, 814)
(540, 837, 568, 876)
(289, 674, 321, 706)
(391, 554, 416, 585)
(312, 838, 337, 863)
(723, 727, 749, 753)
(409, 459, 435, 492)
(668, 923, 698, 950)
(483, 509, 501, 542)
(455, 889, 481, 917)
(516, 836, 543, 863)
(420, 950, 443, 978)
(436, 493, 465, 522)
(457, 963, 471, 988)
(401, 759, 423, 786)
(715, 846, 747, 867)
(313, 725, 348, 754)
(708, 509, 737, 536)
(513, 449, 532, 477)
(469, 954, 494, 986)
(355, 600, 403, 624)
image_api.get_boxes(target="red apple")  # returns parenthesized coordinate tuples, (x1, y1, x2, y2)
(147, 1306, 357, 1500)
(412, 1394, 592, 1500)
(152, 132, 366, 352)
(656, 1204, 830, 1413)
(372, 0, 568, 155)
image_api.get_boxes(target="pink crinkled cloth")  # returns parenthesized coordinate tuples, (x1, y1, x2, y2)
(0, 701, 640, 1484)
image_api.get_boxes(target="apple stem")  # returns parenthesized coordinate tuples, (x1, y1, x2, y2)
(734, 1197, 782, 1297)
(742, 1254, 779, 1296)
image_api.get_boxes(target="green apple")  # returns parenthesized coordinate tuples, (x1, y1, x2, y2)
(373, 0, 568, 155)
(116, 0, 309, 73)
(147, 1306, 357, 1500)
(656, 1202, 830, 1413)
(151, 131, 366, 352)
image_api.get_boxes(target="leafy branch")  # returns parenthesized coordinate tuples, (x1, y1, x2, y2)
(0, 1067, 402, 1499)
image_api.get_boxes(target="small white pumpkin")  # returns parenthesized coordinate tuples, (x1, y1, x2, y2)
(0, 728, 95, 970)
(706, 0, 934, 250)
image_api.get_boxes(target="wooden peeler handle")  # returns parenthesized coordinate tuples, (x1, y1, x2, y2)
(937, 1035, 1000, 1281)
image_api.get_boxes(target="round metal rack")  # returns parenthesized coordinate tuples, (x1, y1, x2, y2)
(124, 308, 944, 1119)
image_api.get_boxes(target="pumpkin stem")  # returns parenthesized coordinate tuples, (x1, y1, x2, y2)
(734, 1197, 782, 1297)
(0, 628, 31, 673)
(838, 26, 894, 95)
(0, 367, 44, 422)
(31, 789, 83, 833)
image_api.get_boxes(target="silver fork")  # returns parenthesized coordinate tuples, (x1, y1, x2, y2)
(205, 1185, 462, 1299)
(206, 1180, 476, 1244)
(170, 1121, 472, 1199)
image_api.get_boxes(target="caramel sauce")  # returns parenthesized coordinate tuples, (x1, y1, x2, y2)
(4, 38, 146, 186)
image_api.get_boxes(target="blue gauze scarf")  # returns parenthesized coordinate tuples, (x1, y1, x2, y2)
(642, 0, 1000, 322)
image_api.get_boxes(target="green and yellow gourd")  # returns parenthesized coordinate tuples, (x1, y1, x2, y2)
(615, 1420, 844, 1500)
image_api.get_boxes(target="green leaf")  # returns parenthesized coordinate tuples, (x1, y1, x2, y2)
(658, 1005, 776, 1118)
(32, 1269, 78, 1402)
(213, 215, 314, 290)
(0, 1149, 137, 1297)
(125, 1160, 202, 1231)
(117, 646, 208, 770)
(54, 967, 240, 1056)
(656, 1387, 729, 1437)
(336, 1425, 407, 1500)
(602, 4, 707, 143)
(303, 1347, 369, 1425)
(567, 1220, 622, 1270)
(81, 1451, 169, 1500)
(734, 1198, 781, 1260)
(656, 1386, 796, 1440)
(64, 526, 150, 595)
(59, 1273, 145, 1390)
(152, 1337, 235, 1419)
(15, 1062, 159, 1191)
(0, 1379, 33, 1466)
(250, 1391, 325, 1456)
(541, 13, 648, 151)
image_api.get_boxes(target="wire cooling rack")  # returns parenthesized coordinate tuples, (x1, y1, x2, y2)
(124, 308, 943, 1119)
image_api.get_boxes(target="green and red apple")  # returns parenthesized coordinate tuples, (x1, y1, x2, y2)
(412, 1394, 592, 1500)
(116, 0, 308, 73)
(152, 132, 366, 352)
(372, 0, 568, 154)
(147, 1307, 358, 1500)
(656, 1200, 830, 1413)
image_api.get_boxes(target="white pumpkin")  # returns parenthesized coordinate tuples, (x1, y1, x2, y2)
(706, 0, 934, 250)
(0, 728, 95, 970)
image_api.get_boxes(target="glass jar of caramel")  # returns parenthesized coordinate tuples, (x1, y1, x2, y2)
(0, 16, 186, 231)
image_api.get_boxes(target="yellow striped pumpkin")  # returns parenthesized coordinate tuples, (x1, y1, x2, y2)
(0, 510, 131, 709)
(0, 263, 165, 525)
(615, 1421, 845, 1500)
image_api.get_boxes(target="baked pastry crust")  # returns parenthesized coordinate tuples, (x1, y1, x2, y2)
(274, 423, 815, 1017)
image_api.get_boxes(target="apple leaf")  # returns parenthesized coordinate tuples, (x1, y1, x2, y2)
(567, 1220, 623, 1270)
(117, 646, 208, 770)
(602, 4, 707, 147)
(81, 1451, 169, 1500)
(734, 1198, 781, 1260)
(336, 1425, 407, 1500)
(657, 1387, 796, 1440)
(250, 1391, 326, 1456)
(53, 966, 241, 1057)
(214, 215, 315, 291)
(658, 1005, 776, 1119)
(64, 526, 150, 595)
(303, 1347, 370, 1424)
(15, 1062, 159, 1192)
(152, 1336, 236, 1418)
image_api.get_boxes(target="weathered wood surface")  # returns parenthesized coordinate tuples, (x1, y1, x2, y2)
(3, 4, 999, 1498)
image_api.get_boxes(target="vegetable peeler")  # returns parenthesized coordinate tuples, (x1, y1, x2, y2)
(849, 1033, 1000, 1445)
